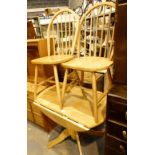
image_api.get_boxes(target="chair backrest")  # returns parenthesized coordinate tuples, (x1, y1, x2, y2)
(47, 8, 79, 56)
(77, 2, 115, 59)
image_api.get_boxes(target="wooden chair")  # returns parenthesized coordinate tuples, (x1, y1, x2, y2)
(31, 4, 115, 155)
(61, 2, 116, 123)
(31, 8, 79, 108)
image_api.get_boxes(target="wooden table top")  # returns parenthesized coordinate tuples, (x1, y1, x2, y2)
(35, 85, 107, 130)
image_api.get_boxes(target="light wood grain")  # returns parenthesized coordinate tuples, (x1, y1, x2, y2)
(34, 65, 38, 99)
(79, 2, 115, 58)
(47, 128, 83, 155)
(56, 17, 60, 52)
(53, 65, 62, 108)
(27, 82, 47, 100)
(61, 68, 68, 109)
(34, 101, 89, 132)
(94, 9, 99, 57)
(27, 38, 52, 81)
(47, 8, 79, 56)
(99, 6, 105, 57)
(31, 55, 74, 65)
(62, 57, 113, 72)
(35, 85, 107, 129)
(60, 14, 64, 53)
(104, 67, 113, 91)
(89, 15, 93, 56)
(48, 129, 69, 148)
(61, 2, 115, 123)
(69, 13, 71, 53)
(92, 72, 98, 122)
(84, 17, 86, 56)
(108, 26, 115, 60)
(31, 8, 79, 112)
(104, 6, 112, 57)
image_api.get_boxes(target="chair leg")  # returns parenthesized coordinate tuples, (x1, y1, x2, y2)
(92, 72, 98, 123)
(75, 132, 83, 155)
(104, 68, 112, 92)
(61, 68, 68, 109)
(34, 64, 38, 100)
(53, 65, 62, 109)
(48, 129, 69, 149)
(107, 68, 113, 90)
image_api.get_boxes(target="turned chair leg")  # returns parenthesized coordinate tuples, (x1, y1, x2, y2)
(61, 68, 68, 109)
(53, 65, 62, 109)
(104, 68, 113, 92)
(92, 72, 98, 123)
(107, 68, 113, 90)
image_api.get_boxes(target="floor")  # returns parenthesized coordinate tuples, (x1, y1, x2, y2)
(27, 121, 105, 155)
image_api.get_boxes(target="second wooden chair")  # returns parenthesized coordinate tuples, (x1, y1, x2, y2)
(31, 8, 79, 108)
(61, 2, 116, 123)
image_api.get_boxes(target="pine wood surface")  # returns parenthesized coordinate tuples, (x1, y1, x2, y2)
(28, 99, 56, 130)
(46, 8, 79, 56)
(31, 55, 74, 65)
(60, 2, 115, 123)
(34, 101, 89, 132)
(34, 84, 107, 129)
(27, 82, 56, 130)
(27, 38, 54, 82)
(62, 57, 113, 72)
(27, 82, 47, 100)
(31, 8, 80, 108)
